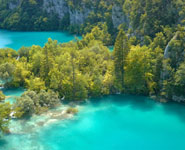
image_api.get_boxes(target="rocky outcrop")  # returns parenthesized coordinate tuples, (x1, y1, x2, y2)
(9, 0, 20, 10)
(43, 0, 91, 25)
(161, 29, 185, 102)
(43, 0, 68, 19)
(43, 1, 129, 27)
(8, 0, 129, 27)
(69, 9, 91, 25)
(164, 32, 179, 59)
(172, 95, 185, 103)
(112, 5, 129, 28)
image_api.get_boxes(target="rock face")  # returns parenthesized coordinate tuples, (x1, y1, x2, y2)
(9, 0, 20, 10)
(69, 8, 91, 25)
(43, 1, 129, 27)
(112, 5, 129, 28)
(43, 0, 91, 25)
(172, 95, 185, 103)
(164, 32, 179, 59)
(161, 30, 185, 102)
(43, 0, 68, 19)
(8, 0, 129, 28)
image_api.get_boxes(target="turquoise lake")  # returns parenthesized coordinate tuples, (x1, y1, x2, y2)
(2, 88, 26, 104)
(0, 29, 81, 50)
(1, 91, 185, 150)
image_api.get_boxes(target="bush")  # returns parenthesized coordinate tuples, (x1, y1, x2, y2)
(13, 90, 60, 118)
(66, 107, 78, 114)
(0, 91, 5, 102)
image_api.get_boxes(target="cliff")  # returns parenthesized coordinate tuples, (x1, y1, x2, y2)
(43, 0, 68, 20)
(7, 0, 126, 28)
(112, 5, 129, 28)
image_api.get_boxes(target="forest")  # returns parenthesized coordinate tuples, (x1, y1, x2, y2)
(0, 0, 184, 137)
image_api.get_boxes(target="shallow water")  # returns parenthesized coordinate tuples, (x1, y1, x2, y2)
(2, 88, 25, 104)
(1, 95, 185, 150)
(0, 30, 81, 50)
(108, 46, 114, 52)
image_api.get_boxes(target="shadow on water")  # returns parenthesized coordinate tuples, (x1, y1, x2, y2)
(2, 88, 25, 95)
(90, 94, 155, 112)
(162, 102, 185, 124)
(0, 139, 7, 147)
(90, 94, 185, 124)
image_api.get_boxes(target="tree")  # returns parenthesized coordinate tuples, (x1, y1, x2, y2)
(0, 63, 15, 84)
(14, 95, 35, 117)
(0, 91, 5, 102)
(125, 46, 155, 94)
(78, 24, 111, 49)
(113, 29, 130, 91)
(26, 77, 46, 92)
(0, 103, 11, 134)
(174, 61, 185, 98)
(14, 90, 60, 118)
(161, 27, 185, 100)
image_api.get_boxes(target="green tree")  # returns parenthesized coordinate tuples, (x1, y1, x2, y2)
(125, 45, 155, 94)
(174, 61, 185, 98)
(0, 91, 5, 102)
(0, 63, 15, 84)
(14, 95, 35, 117)
(113, 29, 130, 91)
(0, 103, 11, 134)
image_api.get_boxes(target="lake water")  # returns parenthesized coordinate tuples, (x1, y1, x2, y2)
(1, 94, 185, 150)
(108, 46, 114, 52)
(0, 30, 81, 50)
(2, 88, 25, 104)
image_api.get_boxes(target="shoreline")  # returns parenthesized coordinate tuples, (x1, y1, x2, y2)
(8, 104, 80, 135)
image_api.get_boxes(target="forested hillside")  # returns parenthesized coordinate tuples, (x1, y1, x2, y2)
(0, 0, 184, 38)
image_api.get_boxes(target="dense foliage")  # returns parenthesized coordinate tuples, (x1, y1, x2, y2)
(0, 103, 11, 134)
(13, 90, 60, 118)
(0, 25, 184, 102)
(0, 91, 5, 101)
(0, 0, 59, 31)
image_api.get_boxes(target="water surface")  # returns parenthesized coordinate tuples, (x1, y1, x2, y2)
(2, 88, 25, 104)
(0, 30, 81, 50)
(108, 46, 114, 52)
(1, 95, 185, 150)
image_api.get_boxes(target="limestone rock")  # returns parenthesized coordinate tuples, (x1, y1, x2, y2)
(43, 0, 68, 19)
(112, 5, 129, 28)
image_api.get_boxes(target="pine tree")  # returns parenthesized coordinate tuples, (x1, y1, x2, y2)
(113, 29, 130, 92)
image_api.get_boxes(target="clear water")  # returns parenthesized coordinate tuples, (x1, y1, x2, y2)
(2, 88, 25, 104)
(0, 30, 81, 50)
(1, 95, 185, 150)
(108, 46, 114, 52)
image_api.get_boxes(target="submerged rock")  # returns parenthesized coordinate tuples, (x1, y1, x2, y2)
(9, 105, 78, 135)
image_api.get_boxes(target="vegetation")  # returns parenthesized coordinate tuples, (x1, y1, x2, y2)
(0, 91, 5, 102)
(0, 0, 59, 31)
(113, 29, 130, 91)
(0, 0, 184, 136)
(66, 107, 78, 114)
(13, 90, 60, 118)
(0, 103, 11, 134)
(0, 25, 183, 102)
